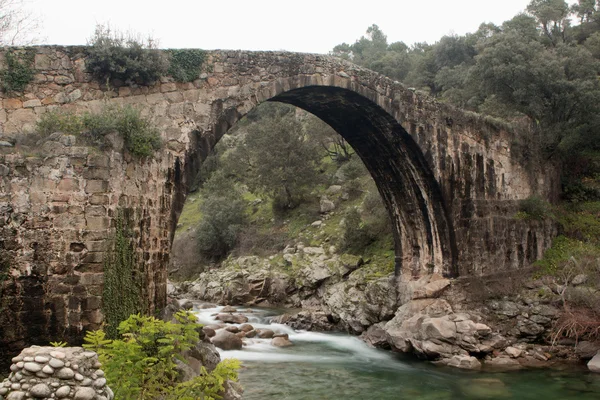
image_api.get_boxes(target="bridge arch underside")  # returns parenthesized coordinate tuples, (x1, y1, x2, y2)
(191, 86, 458, 279)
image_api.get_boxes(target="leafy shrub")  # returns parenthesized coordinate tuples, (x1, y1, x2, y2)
(338, 156, 368, 182)
(36, 105, 161, 157)
(517, 195, 550, 220)
(84, 311, 240, 400)
(341, 207, 374, 252)
(86, 25, 169, 86)
(168, 49, 206, 82)
(0, 49, 34, 93)
(196, 172, 247, 261)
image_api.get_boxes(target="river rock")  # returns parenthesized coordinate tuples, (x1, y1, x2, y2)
(211, 330, 243, 350)
(257, 329, 275, 339)
(485, 356, 522, 370)
(216, 313, 248, 324)
(272, 337, 294, 347)
(29, 383, 51, 398)
(225, 326, 240, 333)
(222, 306, 238, 313)
(240, 324, 254, 332)
(361, 322, 390, 348)
(245, 330, 257, 338)
(445, 355, 481, 370)
(588, 351, 600, 373)
(505, 346, 522, 358)
(202, 326, 216, 338)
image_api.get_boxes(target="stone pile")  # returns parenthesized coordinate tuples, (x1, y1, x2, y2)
(0, 346, 113, 400)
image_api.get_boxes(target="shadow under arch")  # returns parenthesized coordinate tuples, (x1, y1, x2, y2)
(178, 85, 458, 279)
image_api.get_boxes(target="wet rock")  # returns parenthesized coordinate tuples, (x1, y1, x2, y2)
(257, 329, 275, 339)
(239, 324, 254, 332)
(211, 330, 243, 350)
(225, 326, 240, 334)
(202, 326, 216, 338)
(178, 299, 194, 310)
(588, 351, 600, 373)
(444, 355, 481, 370)
(361, 322, 389, 348)
(484, 356, 522, 370)
(216, 313, 248, 324)
(222, 306, 237, 313)
(272, 337, 294, 347)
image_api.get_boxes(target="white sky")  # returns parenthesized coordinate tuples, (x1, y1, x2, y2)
(27, 0, 564, 53)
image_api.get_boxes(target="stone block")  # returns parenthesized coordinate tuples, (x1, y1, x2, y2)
(84, 180, 108, 194)
(88, 194, 108, 205)
(85, 216, 110, 231)
(3, 98, 22, 109)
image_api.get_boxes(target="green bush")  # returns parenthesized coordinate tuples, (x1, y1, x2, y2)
(517, 196, 550, 220)
(196, 172, 247, 260)
(0, 49, 34, 93)
(86, 25, 169, 86)
(36, 105, 161, 157)
(341, 207, 375, 252)
(168, 49, 206, 82)
(84, 311, 240, 400)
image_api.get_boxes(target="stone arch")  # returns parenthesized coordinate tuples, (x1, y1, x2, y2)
(176, 81, 457, 279)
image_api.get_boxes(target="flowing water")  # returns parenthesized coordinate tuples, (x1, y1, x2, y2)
(194, 305, 600, 400)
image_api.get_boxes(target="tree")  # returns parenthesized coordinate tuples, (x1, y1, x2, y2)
(0, 0, 41, 45)
(196, 171, 246, 260)
(572, 0, 598, 23)
(527, 0, 572, 45)
(242, 111, 321, 210)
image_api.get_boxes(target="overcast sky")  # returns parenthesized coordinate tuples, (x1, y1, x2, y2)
(28, 0, 566, 54)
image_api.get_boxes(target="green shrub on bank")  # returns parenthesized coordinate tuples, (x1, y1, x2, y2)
(36, 105, 161, 157)
(84, 311, 240, 400)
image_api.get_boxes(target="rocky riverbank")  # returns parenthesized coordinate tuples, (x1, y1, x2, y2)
(170, 247, 600, 373)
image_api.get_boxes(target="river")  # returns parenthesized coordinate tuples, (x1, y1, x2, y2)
(194, 305, 600, 400)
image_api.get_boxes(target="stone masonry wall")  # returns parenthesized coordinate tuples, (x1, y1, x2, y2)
(0, 46, 559, 357)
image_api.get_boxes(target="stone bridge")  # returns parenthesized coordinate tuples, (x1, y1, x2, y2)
(0, 46, 557, 355)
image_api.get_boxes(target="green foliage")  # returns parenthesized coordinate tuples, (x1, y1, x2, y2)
(341, 208, 375, 252)
(36, 105, 161, 157)
(517, 196, 551, 220)
(0, 49, 34, 93)
(86, 24, 169, 86)
(244, 108, 322, 210)
(535, 235, 600, 274)
(49, 341, 67, 347)
(196, 171, 247, 261)
(84, 311, 239, 400)
(103, 211, 143, 338)
(168, 49, 206, 82)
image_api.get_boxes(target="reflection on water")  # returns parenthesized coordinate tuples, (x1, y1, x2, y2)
(194, 306, 600, 400)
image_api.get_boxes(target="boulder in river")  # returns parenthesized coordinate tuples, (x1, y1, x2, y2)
(216, 313, 249, 324)
(589, 351, 600, 373)
(257, 329, 275, 339)
(211, 330, 243, 350)
(272, 337, 294, 347)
